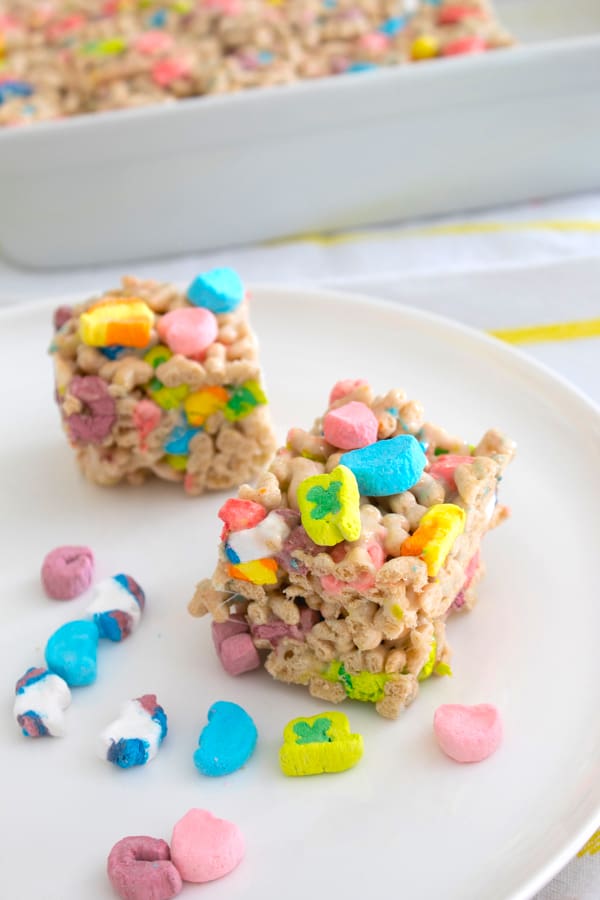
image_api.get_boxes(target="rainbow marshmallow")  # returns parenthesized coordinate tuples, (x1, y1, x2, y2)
(79, 298, 154, 348)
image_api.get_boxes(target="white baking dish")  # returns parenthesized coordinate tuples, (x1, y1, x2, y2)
(1, 0, 599, 269)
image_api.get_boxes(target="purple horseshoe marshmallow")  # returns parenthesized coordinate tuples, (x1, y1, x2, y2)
(64, 375, 116, 444)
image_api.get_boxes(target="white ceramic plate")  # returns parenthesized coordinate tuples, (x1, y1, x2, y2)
(1, 288, 599, 900)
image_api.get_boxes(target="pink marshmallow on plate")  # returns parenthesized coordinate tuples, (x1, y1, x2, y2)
(171, 809, 244, 883)
(434, 703, 502, 763)
(41, 545, 94, 600)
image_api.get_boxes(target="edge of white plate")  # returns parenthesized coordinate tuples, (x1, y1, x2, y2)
(5, 285, 599, 900)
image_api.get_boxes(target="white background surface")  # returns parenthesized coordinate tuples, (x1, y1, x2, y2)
(1, 288, 599, 900)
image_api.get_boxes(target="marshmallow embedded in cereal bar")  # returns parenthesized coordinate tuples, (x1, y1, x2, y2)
(189, 379, 515, 719)
(50, 269, 277, 495)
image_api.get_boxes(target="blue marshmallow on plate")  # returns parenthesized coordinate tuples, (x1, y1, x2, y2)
(99, 694, 168, 769)
(194, 701, 258, 777)
(45, 619, 99, 687)
(340, 434, 427, 496)
(186, 267, 244, 314)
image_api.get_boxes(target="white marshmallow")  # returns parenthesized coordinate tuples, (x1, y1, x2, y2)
(227, 511, 290, 563)
(99, 698, 164, 764)
(14, 671, 71, 738)
(87, 578, 142, 628)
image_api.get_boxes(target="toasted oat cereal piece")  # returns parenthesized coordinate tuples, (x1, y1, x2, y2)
(50, 268, 276, 495)
(190, 380, 515, 719)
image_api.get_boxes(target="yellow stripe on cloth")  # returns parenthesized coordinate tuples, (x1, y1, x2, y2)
(416, 220, 600, 238)
(578, 830, 600, 857)
(490, 319, 600, 345)
(268, 220, 600, 248)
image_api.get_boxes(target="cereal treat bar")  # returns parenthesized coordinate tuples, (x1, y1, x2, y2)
(190, 379, 515, 718)
(0, 1, 514, 128)
(50, 268, 276, 495)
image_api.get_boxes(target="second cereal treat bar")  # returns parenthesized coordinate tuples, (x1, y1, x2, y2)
(50, 268, 276, 495)
(190, 379, 515, 719)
